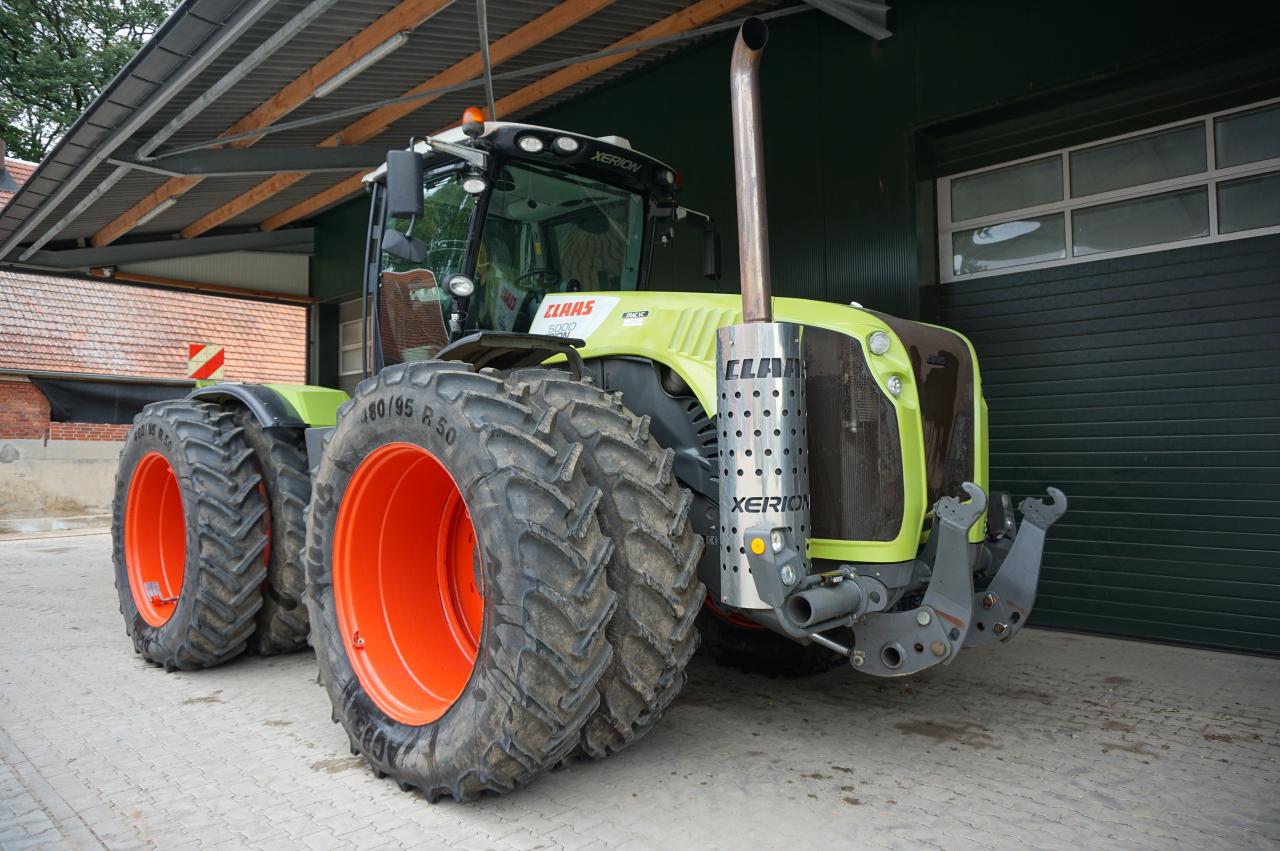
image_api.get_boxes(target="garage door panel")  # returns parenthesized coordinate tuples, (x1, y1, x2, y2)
(988, 382, 1280, 411)
(1046, 552, 1279, 586)
(985, 350, 1280, 385)
(992, 434, 1280, 454)
(994, 402, 1280, 427)
(1038, 585, 1280, 632)
(981, 330, 1277, 371)
(1040, 579, 1280, 615)
(1050, 508, 1279, 535)
(955, 295, 1280, 338)
(1049, 495, 1277, 519)
(942, 234, 1280, 653)
(1032, 609, 1280, 654)
(974, 317, 1279, 358)
(993, 416, 1280, 439)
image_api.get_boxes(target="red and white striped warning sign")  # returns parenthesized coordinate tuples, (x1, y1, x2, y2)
(187, 343, 226, 380)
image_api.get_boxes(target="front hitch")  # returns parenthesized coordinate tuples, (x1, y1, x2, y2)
(848, 483, 986, 676)
(965, 488, 1067, 647)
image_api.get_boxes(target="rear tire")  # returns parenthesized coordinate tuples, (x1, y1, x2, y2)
(304, 362, 617, 801)
(230, 409, 311, 655)
(510, 369, 704, 759)
(111, 400, 268, 670)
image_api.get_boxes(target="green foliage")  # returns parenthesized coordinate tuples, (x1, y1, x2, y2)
(0, 0, 174, 162)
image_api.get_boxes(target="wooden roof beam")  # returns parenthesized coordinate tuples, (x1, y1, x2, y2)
(259, 0, 754, 233)
(181, 0, 616, 240)
(89, 0, 456, 248)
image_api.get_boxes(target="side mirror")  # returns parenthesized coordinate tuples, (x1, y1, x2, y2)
(703, 229, 722, 281)
(385, 149, 424, 218)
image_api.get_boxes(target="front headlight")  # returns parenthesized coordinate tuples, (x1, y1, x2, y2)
(886, 375, 903, 397)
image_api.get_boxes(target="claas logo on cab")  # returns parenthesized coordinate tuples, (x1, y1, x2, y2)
(541, 299, 596, 319)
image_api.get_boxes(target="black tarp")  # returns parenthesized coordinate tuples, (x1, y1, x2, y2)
(30, 378, 189, 424)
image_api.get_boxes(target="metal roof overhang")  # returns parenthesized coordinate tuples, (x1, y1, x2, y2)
(0, 0, 890, 276)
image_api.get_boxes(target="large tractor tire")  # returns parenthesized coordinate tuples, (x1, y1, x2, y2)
(231, 409, 311, 655)
(304, 362, 617, 801)
(112, 400, 268, 670)
(509, 369, 704, 759)
(699, 601, 847, 676)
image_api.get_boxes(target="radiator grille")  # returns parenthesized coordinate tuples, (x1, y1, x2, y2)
(804, 327, 903, 541)
(871, 313, 976, 507)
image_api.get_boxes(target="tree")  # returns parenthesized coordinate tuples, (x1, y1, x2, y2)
(0, 0, 174, 162)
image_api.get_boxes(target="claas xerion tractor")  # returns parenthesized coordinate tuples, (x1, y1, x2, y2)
(112, 19, 1065, 801)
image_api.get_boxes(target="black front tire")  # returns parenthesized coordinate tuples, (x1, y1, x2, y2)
(510, 369, 705, 759)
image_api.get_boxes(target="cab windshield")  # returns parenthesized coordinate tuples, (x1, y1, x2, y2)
(472, 161, 645, 332)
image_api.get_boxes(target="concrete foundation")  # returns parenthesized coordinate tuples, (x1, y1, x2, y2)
(0, 439, 121, 520)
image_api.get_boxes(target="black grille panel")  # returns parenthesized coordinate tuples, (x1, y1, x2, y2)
(872, 313, 976, 507)
(804, 327, 904, 541)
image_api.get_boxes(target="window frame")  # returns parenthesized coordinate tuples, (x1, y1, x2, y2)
(938, 95, 1280, 282)
(338, 315, 370, 379)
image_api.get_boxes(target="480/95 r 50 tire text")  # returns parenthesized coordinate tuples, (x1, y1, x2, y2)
(304, 362, 617, 801)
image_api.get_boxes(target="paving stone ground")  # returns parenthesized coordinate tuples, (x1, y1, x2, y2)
(1, 531, 1277, 850)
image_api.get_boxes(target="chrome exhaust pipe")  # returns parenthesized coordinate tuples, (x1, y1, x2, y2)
(729, 17, 771, 324)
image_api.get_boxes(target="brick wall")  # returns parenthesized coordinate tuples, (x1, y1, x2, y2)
(0, 381, 129, 441)
(48, 422, 131, 441)
(0, 382, 51, 439)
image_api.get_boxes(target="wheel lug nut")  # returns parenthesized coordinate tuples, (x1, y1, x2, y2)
(981, 593, 997, 609)
(992, 622, 1008, 636)
(930, 641, 946, 657)
(916, 610, 931, 626)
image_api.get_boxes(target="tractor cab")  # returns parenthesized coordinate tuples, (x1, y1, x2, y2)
(363, 115, 716, 370)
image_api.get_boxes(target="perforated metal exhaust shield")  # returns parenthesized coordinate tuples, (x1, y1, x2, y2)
(716, 322, 810, 609)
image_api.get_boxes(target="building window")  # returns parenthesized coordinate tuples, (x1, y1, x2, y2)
(337, 299, 371, 394)
(938, 97, 1280, 281)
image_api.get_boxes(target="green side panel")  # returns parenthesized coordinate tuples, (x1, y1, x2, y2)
(941, 234, 1280, 655)
(558, 291, 987, 563)
(261, 384, 350, 427)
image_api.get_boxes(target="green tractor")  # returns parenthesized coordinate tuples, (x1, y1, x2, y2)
(112, 19, 1064, 801)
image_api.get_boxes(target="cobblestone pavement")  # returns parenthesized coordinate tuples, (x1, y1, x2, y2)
(1, 532, 1277, 850)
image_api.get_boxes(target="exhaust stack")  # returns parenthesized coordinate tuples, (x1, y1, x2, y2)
(716, 18, 811, 612)
(729, 18, 771, 323)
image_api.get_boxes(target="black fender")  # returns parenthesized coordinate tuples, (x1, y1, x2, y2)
(187, 383, 306, 430)
(436, 332, 586, 378)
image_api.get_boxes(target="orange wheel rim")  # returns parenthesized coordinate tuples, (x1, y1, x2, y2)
(124, 452, 186, 627)
(333, 442, 484, 726)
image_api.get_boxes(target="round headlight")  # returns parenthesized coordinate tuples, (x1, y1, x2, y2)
(868, 331, 891, 355)
(517, 134, 545, 153)
(446, 274, 475, 297)
(460, 174, 488, 195)
(552, 136, 580, 154)
(886, 375, 903, 397)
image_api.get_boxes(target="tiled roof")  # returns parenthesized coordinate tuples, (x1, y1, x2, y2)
(0, 157, 37, 209)
(0, 269, 307, 383)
